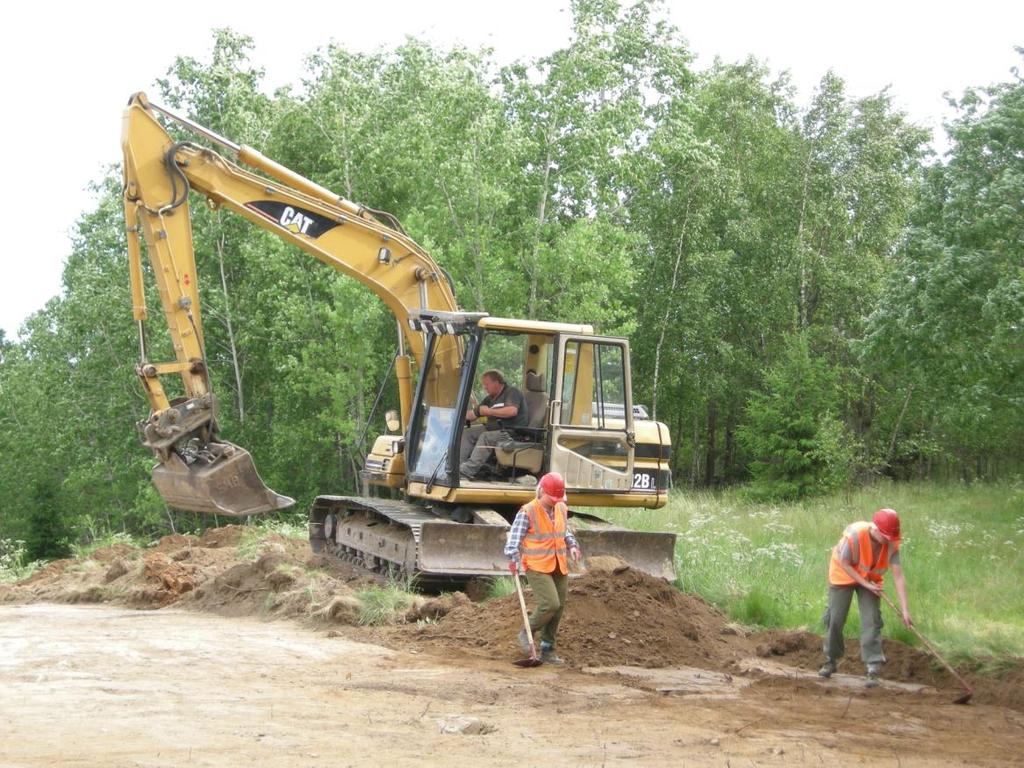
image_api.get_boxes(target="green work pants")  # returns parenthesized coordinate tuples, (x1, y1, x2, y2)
(526, 569, 568, 646)
(822, 584, 885, 665)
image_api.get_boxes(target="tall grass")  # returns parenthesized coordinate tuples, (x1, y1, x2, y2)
(485, 576, 517, 601)
(599, 480, 1024, 660)
(355, 573, 419, 625)
(69, 531, 142, 560)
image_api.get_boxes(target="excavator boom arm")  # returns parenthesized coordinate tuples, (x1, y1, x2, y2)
(122, 93, 459, 378)
(122, 92, 460, 516)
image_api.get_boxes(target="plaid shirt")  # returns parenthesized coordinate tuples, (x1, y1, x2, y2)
(504, 503, 579, 563)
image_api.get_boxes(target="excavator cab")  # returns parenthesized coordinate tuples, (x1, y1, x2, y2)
(405, 312, 644, 497)
(398, 312, 675, 580)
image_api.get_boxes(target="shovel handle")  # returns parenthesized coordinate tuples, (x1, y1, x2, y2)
(512, 567, 538, 660)
(880, 591, 973, 697)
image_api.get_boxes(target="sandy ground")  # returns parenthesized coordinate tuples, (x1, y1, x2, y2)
(2, 602, 1023, 768)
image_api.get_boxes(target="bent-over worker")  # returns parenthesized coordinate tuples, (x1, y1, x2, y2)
(505, 471, 582, 665)
(819, 508, 913, 687)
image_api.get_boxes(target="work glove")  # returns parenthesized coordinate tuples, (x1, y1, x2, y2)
(508, 560, 520, 576)
(569, 546, 582, 563)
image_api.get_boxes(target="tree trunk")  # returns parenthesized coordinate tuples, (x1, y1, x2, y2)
(651, 198, 692, 420)
(794, 153, 812, 330)
(724, 405, 737, 481)
(672, 410, 685, 480)
(884, 384, 914, 473)
(527, 139, 554, 318)
(216, 228, 245, 424)
(705, 399, 718, 486)
(690, 409, 702, 486)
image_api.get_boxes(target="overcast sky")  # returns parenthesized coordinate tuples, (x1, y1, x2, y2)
(1, 1, 1021, 338)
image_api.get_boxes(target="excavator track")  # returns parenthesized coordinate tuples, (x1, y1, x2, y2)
(308, 496, 511, 585)
(309, 495, 677, 584)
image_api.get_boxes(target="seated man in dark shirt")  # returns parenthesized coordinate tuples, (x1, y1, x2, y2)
(460, 369, 528, 478)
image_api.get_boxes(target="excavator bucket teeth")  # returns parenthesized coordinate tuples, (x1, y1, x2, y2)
(418, 522, 511, 576)
(573, 529, 677, 581)
(151, 444, 294, 517)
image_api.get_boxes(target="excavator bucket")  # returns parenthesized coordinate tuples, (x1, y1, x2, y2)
(151, 443, 295, 517)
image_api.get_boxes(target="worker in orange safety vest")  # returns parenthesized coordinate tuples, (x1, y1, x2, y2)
(504, 472, 582, 665)
(818, 508, 913, 687)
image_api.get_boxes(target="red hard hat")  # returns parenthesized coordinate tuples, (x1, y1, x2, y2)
(873, 508, 901, 542)
(538, 472, 567, 503)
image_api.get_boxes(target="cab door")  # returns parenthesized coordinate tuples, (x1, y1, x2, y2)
(549, 335, 634, 493)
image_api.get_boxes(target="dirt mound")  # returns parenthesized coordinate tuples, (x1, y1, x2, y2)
(408, 567, 755, 670)
(124, 551, 199, 607)
(180, 536, 381, 625)
(149, 524, 246, 554)
(0, 527, 375, 625)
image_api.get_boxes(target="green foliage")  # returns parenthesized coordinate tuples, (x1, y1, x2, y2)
(25, 481, 68, 561)
(355, 578, 418, 625)
(730, 586, 782, 628)
(739, 336, 858, 499)
(863, 51, 1024, 477)
(0, 538, 44, 583)
(485, 576, 518, 601)
(235, 516, 308, 561)
(68, 531, 142, 561)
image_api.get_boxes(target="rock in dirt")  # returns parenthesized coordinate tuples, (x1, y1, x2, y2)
(316, 595, 362, 624)
(406, 592, 470, 622)
(436, 716, 494, 735)
(104, 558, 130, 583)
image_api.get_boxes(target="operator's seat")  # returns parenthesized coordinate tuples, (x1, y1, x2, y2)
(495, 371, 548, 474)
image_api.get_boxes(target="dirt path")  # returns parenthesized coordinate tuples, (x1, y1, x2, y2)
(1, 604, 1022, 767)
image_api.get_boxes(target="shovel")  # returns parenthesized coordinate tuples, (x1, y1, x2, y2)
(509, 562, 542, 668)
(881, 592, 972, 704)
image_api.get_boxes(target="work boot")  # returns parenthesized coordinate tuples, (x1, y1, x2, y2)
(539, 644, 564, 665)
(865, 664, 881, 688)
(517, 629, 531, 655)
(540, 651, 565, 667)
(817, 660, 837, 678)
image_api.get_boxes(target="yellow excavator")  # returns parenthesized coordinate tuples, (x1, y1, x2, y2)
(121, 92, 676, 583)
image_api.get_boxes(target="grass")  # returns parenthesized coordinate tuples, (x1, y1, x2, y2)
(69, 531, 143, 560)
(598, 479, 1024, 662)
(484, 576, 517, 601)
(235, 517, 308, 561)
(355, 575, 418, 625)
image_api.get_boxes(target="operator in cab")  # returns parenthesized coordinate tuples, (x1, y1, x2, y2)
(460, 369, 528, 479)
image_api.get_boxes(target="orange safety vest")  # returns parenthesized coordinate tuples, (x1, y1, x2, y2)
(520, 498, 569, 575)
(828, 521, 897, 586)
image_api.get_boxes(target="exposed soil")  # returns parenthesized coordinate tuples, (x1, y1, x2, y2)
(2, 527, 1023, 766)
(401, 566, 758, 670)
